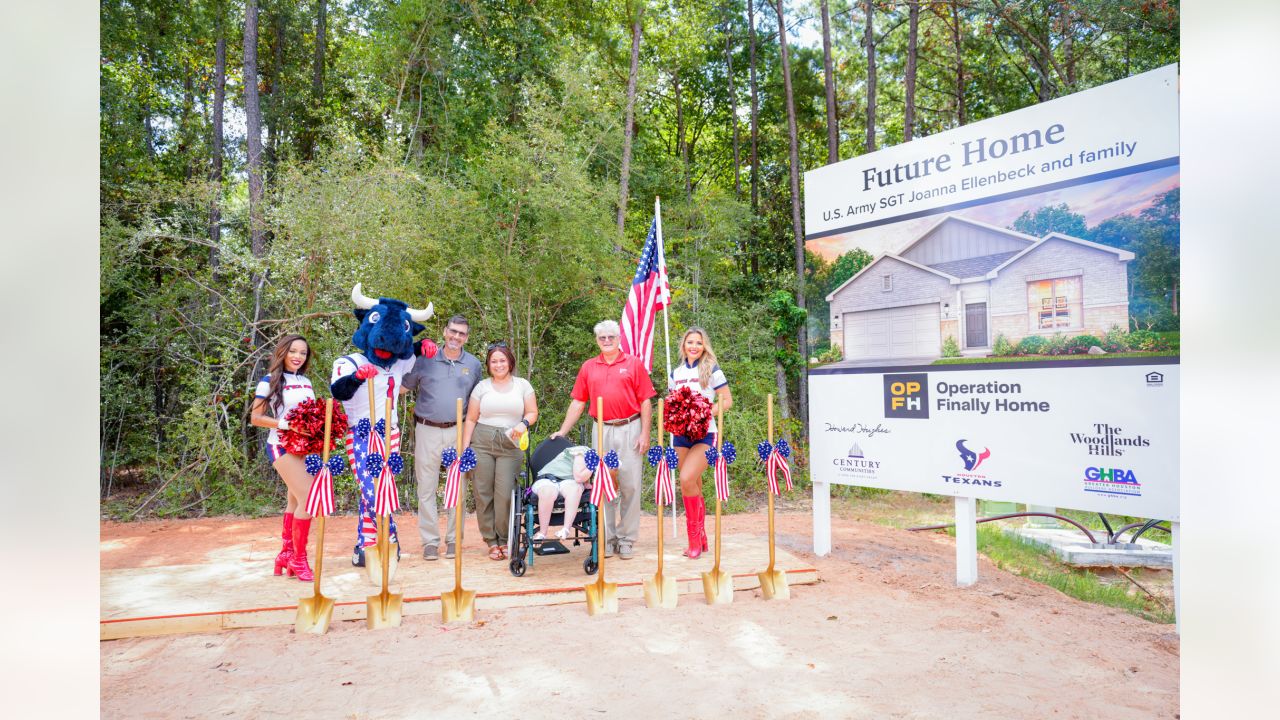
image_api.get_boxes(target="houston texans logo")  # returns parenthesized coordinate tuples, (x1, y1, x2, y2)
(956, 440, 990, 471)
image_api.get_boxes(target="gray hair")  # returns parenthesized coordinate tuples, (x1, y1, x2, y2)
(593, 319, 621, 337)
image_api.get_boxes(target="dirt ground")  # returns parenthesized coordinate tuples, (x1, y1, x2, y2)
(100, 508, 1179, 719)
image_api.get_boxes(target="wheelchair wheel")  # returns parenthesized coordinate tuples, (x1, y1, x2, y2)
(583, 557, 597, 574)
(510, 557, 526, 577)
(506, 487, 518, 560)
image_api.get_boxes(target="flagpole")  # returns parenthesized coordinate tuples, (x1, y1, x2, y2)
(656, 196, 677, 539)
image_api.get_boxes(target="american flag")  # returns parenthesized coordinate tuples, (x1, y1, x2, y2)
(620, 217, 670, 372)
(348, 426, 400, 548)
(713, 454, 730, 502)
(765, 448, 793, 495)
(305, 465, 335, 517)
(444, 456, 463, 510)
(590, 463, 618, 506)
(374, 464, 399, 515)
(654, 451, 675, 506)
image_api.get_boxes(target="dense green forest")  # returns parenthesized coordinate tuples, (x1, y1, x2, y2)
(100, 0, 1179, 518)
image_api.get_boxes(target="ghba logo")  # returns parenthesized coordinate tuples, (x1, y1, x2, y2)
(1082, 466, 1142, 498)
(956, 439, 990, 471)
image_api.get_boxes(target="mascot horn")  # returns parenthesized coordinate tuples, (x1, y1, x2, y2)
(331, 284, 438, 567)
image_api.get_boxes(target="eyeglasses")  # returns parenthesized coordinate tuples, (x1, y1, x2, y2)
(596, 335, 618, 342)
(445, 327, 469, 338)
(486, 341, 508, 352)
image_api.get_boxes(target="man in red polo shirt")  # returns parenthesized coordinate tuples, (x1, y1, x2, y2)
(550, 319, 655, 559)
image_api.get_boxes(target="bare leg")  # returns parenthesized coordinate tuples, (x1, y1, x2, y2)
(679, 443, 711, 497)
(534, 482, 559, 536)
(273, 454, 313, 520)
(559, 481, 585, 533)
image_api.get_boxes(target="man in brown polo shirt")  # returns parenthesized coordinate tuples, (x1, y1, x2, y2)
(550, 319, 655, 559)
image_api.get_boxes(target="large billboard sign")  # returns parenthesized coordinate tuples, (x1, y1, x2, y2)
(804, 65, 1179, 524)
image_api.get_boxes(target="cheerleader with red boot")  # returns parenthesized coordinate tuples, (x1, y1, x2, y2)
(250, 334, 319, 580)
(666, 326, 732, 560)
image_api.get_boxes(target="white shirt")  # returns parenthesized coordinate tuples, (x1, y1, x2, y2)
(470, 376, 534, 428)
(331, 353, 416, 427)
(255, 372, 315, 444)
(668, 360, 728, 435)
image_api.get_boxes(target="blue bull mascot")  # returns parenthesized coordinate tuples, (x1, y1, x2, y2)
(331, 284, 438, 566)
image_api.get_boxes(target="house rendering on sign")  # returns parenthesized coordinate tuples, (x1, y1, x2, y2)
(826, 214, 1134, 362)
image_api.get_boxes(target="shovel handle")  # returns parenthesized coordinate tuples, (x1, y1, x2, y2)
(313, 399, 335, 595)
(596, 397, 605, 584)
(454, 398, 464, 585)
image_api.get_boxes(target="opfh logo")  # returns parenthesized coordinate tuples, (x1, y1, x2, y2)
(884, 373, 929, 418)
(956, 439, 990, 471)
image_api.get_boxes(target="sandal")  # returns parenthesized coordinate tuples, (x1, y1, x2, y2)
(488, 545, 503, 561)
(498, 546, 508, 560)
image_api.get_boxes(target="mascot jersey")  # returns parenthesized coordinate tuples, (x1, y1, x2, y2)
(254, 373, 315, 445)
(330, 353, 415, 427)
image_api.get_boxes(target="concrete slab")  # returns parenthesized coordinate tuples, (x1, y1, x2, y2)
(1005, 527, 1172, 569)
(101, 513, 817, 639)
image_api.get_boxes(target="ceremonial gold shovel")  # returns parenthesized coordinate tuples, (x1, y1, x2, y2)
(643, 398, 677, 609)
(366, 392, 403, 629)
(295, 399, 337, 634)
(584, 397, 619, 615)
(701, 406, 733, 604)
(363, 379, 399, 587)
(441, 398, 476, 622)
(758, 394, 790, 601)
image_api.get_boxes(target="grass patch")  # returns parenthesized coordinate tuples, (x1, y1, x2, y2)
(933, 351, 1176, 365)
(976, 525, 1174, 624)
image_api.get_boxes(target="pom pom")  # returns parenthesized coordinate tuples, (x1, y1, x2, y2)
(776, 439, 791, 459)
(583, 449, 600, 472)
(665, 447, 679, 469)
(375, 418, 387, 438)
(722, 442, 737, 465)
(756, 440, 773, 462)
(327, 455, 346, 476)
(365, 453, 384, 477)
(355, 418, 371, 441)
(459, 447, 477, 473)
(704, 446, 718, 465)
(647, 446, 663, 467)
(441, 447, 457, 468)
(387, 453, 404, 475)
(278, 399, 351, 456)
(603, 450, 620, 469)
(304, 454, 323, 476)
(663, 386, 714, 441)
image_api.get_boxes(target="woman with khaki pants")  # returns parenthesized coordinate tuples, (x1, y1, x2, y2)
(462, 343, 538, 560)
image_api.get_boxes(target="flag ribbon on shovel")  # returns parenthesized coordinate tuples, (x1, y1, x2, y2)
(441, 447, 476, 510)
(757, 439, 793, 496)
(585, 449, 619, 505)
(704, 442, 737, 502)
(647, 445, 678, 506)
(304, 453, 347, 517)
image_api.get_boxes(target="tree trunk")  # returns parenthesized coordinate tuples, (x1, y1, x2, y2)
(774, 337, 791, 421)
(616, 7, 643, 235)
(244, 0, 268, 347)
(773, 0, 808, 428)
(904, 1, 919, 141)
(863, 0, 876, 152)
(310, 0, 327, 160)
(820, 0, 838, 163)
(674, 70, 691, 201)
(747, 0, 760, 275)
(951, 0, 966, 126)
(209, 29, 226, 273)
(266, 10, 284, 180)
(724, 17, 742, 199)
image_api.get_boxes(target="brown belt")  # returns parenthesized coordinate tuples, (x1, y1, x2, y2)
(415, 416, 456, 429)
(601, 413, 640, 426)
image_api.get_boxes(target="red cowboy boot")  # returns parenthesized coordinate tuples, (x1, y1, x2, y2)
(683, 495, 708, 559)
(274, 513, 294, 576)
(288, 516, 315, 582)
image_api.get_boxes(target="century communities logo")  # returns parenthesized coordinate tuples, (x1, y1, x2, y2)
(883, 373, 929, 419)
(831, 440, 881, 480)
(942, 438, 1001, 487)
(1083, 466, 1142, 498)
(1069, 422, 1151, 457)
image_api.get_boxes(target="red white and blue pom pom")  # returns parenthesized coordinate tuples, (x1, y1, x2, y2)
(647, 446, 663, 466)
(704, 446, 718, 465)
(374, 418, 387, 438)
(775, 439, 791, 458)
(441, 447, 457, 468)
(584, 449, 600, 472)
(721, 441, 737, 464)
(386, 452, 404, 475)
(756, 440, 773, 463)
(603, 450, 620, 469)
(459, 447, 477, 473)
(304, 453, 323, 476)
(665, 447, 679, 469)
(355, 418, 371, 441)
(326, 455, 346, 476)
(365, 453, 384, 477)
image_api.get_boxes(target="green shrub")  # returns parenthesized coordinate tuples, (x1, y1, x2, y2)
(1016, 334, 1047, 355)
(816, 345, 843, 363)
(1127, 329, 1171, 351)
(1102, 325, 1130, 353)
(992, 333, 1015, 356)
(1065, 334, 1103, 354)
(941, 335, 961, 357)
(1043, 333, 1069, 355)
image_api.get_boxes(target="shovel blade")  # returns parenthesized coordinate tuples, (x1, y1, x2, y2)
(440, 587, 476, 623)
(584, 580, 619, 615)
(295, 593, 336, 635)
(643, 575, 678, 609)
(701, 569, 734, 605)
(758, 570, 790, 601)
(363, 545, 398, 586)
(366, 592, 403, 629)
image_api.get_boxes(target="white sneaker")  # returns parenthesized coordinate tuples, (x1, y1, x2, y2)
(532, 531, 545, 541)
(555, 527, 571, 540)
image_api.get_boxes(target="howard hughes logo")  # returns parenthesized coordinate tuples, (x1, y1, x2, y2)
(884, 373, 929, 419)
(831, 441, 881, 480)
(1083, 466, 1142, 498)
(942, 438, 1001, 487)
(1069, 423, 1151, 457)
